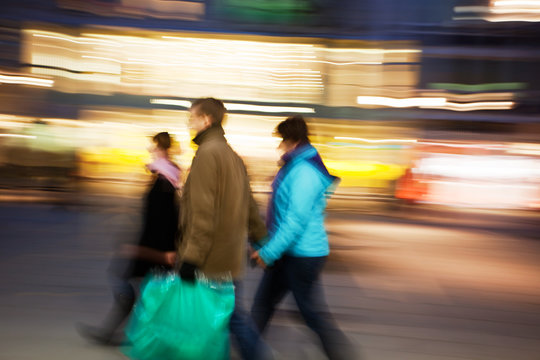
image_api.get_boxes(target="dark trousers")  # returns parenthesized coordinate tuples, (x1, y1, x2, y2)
(251, 256, 353, 360)
(230, 280, 272, 360)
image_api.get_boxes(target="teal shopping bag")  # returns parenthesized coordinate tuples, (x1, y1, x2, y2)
(122, 272, 235, 360)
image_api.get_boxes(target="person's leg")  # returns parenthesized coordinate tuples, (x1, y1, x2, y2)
(78, 258, 136, 345)
(251, 260, 289, 333)
(230, 280, 273, 360)
(287, 256, 354, 360)
(100, 274, 136, 336)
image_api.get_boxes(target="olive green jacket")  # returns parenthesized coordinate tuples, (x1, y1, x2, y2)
(178, 125, 267, 279)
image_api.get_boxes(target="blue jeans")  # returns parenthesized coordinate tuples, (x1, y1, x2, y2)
(230, 280, 272, 360)
(251, 256, 353, 360)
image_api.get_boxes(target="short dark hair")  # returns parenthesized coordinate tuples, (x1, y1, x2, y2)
(191, 98, 226, 125)
(275, 115, 309, 144)
(153, 131, 171, 150)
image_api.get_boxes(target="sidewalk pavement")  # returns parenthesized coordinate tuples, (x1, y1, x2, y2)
(1, 201, 540, 360)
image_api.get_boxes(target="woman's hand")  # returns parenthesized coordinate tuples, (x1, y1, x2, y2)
(250, 250, 267, 269)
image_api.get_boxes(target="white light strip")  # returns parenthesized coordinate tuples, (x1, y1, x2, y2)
(0, 74, 53, 87)
(491, 7, 540, 13)
(357, 95, 515, 111)
(493, 0, 540, 7)
(150, 99, 315, 114)
(334, 136, 417, 143)
(32, 33, 114, 46)
(225, 134, 281, 143)
(357, 96, 446, 108)
(150, 99, 192, 107)
(422, 101, 514, 111)
(418, 141, 505, 149)
(161, 36, 315, 48)
(419, 92, 514, 101)
(224, 103, 315, 113)
(428, 180, 537, 189)
(311, 60, 382, 66)
(82, 55, 125, 63)
(0, 134, 36, 139)
(321, 48, 421, 54)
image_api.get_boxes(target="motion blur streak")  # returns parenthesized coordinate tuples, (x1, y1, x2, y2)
(356, 96, 446, 108)
(0, 74, 53, 87)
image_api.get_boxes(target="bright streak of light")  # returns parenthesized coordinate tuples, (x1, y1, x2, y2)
(416, 155, 540, 179)
(149, 99, 315, 113)
(119, 56, 351, 71)
(223, 103, 315, 113)
(493, 0, 540, 6)
(32, 32, 115, 45)
(334, 136, 417, 143)
(150, 99, 192, 108)
(418, 141, 505, 150)
(321, 48, 421, 54)
(357, 95, 515, 111)
(311, 60, 382, 66)
(0, 74, 53, 87)
(30, 67, 120, 84)
(225, 134, 280, 144)
(44, 118, 103, 128)
(357, 96, 446, 108)
(26, 29, 418, 104)
(454, 1, 540, 21)
(421, 101, 515, 111)
(0, 134, 37, 139)
(0, 121, 27, 128)
(491, 7, 540, 12)
(507, 143, 540, 156)
(84, 55, 323, 78)
(161, 36, 315, 48)
(420, 92, 515, 101)
(81, 55, 125, 64)
(429, 180, 537, 190)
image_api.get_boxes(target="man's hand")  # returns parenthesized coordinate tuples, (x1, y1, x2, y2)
(250, 250, 267, 269)
(179, 262, 197, 282)
(164, 252, 177, 267)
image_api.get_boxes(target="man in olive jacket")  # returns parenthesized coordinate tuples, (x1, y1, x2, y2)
(178, 97, 270, 359)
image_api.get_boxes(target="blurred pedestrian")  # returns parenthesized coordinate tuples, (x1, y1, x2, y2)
(77, 131, 181, 345)
(177, 97, 271, 360)
(250, 115, 355, 360)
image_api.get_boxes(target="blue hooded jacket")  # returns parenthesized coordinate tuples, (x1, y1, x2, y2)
(259, 144, 339, 266)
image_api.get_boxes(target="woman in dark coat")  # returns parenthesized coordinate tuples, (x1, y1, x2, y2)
(78, 132, 181, 345)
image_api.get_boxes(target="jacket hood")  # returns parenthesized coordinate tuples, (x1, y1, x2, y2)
(281, 143, 339, 191)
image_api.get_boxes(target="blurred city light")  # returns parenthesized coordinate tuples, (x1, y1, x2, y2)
(2, 2, 540, 360)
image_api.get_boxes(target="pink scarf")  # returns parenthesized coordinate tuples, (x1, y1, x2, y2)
(146, 158, 181, 189)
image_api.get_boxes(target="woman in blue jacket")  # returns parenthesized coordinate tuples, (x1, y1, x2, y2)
(251, 116, 354, 360)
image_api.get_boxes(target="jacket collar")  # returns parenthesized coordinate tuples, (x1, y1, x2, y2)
(280, 142, 339, 190)
(281, 143, 317, 166)
(192, 124, 226, 146)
